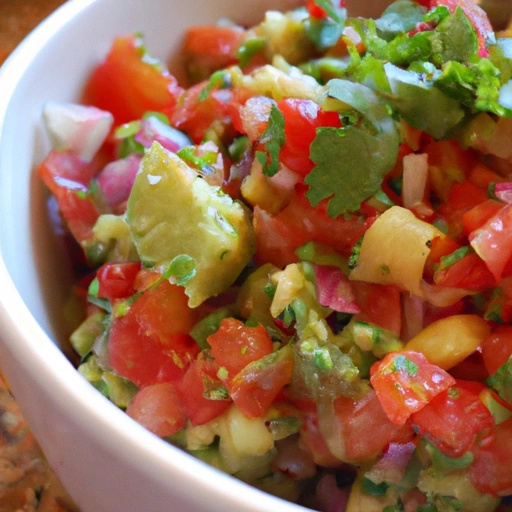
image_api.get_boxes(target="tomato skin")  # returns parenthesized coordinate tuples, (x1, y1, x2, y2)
(126, 382, 186, 437)
(410, 386, 494, 457)
(177, 357, 231, 426)
(469, 417, 512, 496)
(300, 413, 344, 468)
(170, 83, 237, 144)
(108, 279, 200, 387)
(229, 348, 294, 419)
(333, 390, 413, 462)
(370, 351, 456, 426)
(438, 181, 488, 237)
(352, 282, 402, 336)
(183, 26, 245, 76)
(254, 187, 375, 268)
(462, 199, 504, 236)
(482, 326, 512, 376)
(97, 262, 142, 301)
(207, 318, 274, 377)
(38, 150, 103, 243)
(434, 252, 495, 292)
(277, 99, 341, 178)
(469, 204, 512, 282)
(38, 150, 97, 197)
(82, 35, 183, 125)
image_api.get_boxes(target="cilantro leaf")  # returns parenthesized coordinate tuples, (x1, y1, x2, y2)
(305, 18, 345, 51)
(305, 79, 399, 217)
(312, 0, 346, 24)
(384, 63, 465, 139)
(429, 6, 478, 66)
(375, 0, 426, 42)
(257, 103, 285, 177)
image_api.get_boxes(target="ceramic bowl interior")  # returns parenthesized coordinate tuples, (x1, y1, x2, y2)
(0, 0, 389, 510)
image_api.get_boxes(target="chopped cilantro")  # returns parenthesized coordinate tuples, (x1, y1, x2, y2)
(305, 18, 345, 51)
(217, 366, 229, 381)
(348, 236, 363, 269)
(362, 477, 390, 496)
(487, 355, 512, 404)
(439, 245, 472, 269)
(256, 103, 285, 177)
(314, 346, 334, 372)
(199, 70, 231, 101)
(392, 354, 418, 375)
(177, 146, 217, 171)
(162, 254, 197, 286)
(236, 37, 266, 67)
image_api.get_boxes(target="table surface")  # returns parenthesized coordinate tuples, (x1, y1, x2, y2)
(1, 4, 79, 511)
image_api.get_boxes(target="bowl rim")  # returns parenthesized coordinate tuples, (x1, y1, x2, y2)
(0, 1, 310, 510)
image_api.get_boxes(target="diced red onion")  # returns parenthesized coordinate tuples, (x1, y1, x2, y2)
(314, 474, 349, 512)
(134, 116, 191, 153)
(402, 153, 428, 209)
(494, 182, 512, 204)
(401, 293, 425, 342)
(43, 101, 113, 162)
(313, 265, 361, 314)
(97, 154, 142, 208)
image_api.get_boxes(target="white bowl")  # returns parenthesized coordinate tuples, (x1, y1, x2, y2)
(0, 0, 387, 511)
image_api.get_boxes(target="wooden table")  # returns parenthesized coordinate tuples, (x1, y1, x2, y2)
(0, 0, 67, 65)
(1, 3, 79, 511)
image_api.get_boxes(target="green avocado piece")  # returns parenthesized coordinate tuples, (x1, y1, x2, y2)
(126, 142, 254, 307)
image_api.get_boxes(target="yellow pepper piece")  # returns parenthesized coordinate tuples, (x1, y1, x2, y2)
(404, 314, 490, 370)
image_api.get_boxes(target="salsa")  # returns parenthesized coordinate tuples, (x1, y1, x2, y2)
(38, 0, 512, 510)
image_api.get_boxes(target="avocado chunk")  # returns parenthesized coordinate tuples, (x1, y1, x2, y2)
(126, 142, 254, 307)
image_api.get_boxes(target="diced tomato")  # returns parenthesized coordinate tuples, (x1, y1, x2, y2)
(438, 181, 488, 237)
(254, 187, 376, 268)
(370, 351, 456, 426)
(38, 150, 104, 243)
(38, 150, 98, 197)
(333, 390, 413, 462)
(410, 386, 494, 457)
(469, 203, 512, 281)
(300, 413, 344, 468)
(462, 199, 504, 235)
(207, 318, 274, 378)
(170, 83, 237, 144)
(108, 279, 200, 387)
(352, 282, 402, 336)
(482, 325, 512, 376)
(229, 347, 294, 418)
(469, 417, 512, 496)
(434, 252, 495, 292)
(82, 34, 183, 126)
(277, 99, 341, 178)
(177, 357, 231, 426)
(97, 262, 142, 301)
(449, 352, 489, 383)
(126, 382, 186, 437)
(183, 26, 246, 71)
